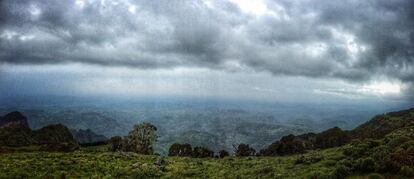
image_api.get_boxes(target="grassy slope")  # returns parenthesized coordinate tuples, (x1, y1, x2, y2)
(0, 148, 342, 178)
(1, 108, 412, 178)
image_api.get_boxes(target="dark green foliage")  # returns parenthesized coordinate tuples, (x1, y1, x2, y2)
(400, 166, 414, 177)
(307, 171, 331, 179)
(295, 154, 323, 165)
(109, 136, 123, 151)
(234, 144, 255, 157)
(331, 164, 350, 179)
(218, 150, 229, 158)
(367, 173, 385, 179)
(259, 134, 310, 156)
(315, 127, 350, 149)
(323, 108, 414, 178)
(123, 123, 157, 154)
(355, 157, 376, 172)
(33, 124, 77, 145)
(351, 108, 414, 140)
(32, 124, 79, 151)
(277, 134, 307, 155)
(0, 120, 79, 151)
(260, 127, 348, 156)
(192, 146, 214, 158)
(0, 124, 34, 147)
(168, 143, 193, 157)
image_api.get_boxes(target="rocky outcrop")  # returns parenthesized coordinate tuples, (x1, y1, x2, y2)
(0, 111, 29, 128)
(0, 112, 79, 152)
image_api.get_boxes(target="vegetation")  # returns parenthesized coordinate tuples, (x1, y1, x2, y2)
(0, 148, 342, 178)
(234, 144, 256, 157)
(168, 143, 193, 157)
(122, 123, 158, 154)
(0, 115, 79, 152)
(0, 108, 413, 178)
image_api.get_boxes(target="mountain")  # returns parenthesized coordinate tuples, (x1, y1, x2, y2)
(0, 111, 29, 128)
(0, 112, 79, 151)
(0, 122, 34, 147)
(350, 107, 414, 139)
(70, 129, 108, 144)
(0, 111, 33, 147)
(259, 108, 414, 156)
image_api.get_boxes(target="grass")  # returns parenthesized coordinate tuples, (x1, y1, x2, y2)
(0, 147, 345, 179)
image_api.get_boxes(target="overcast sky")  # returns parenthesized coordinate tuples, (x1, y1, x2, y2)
(0, 0, 413, 103)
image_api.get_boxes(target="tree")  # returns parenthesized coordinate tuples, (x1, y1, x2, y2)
(315, 127, 349, 149)
(218, 150, 230, 158)
(123, 123, 157, 154)
(168, 143, 193, 157)
(234, 144, 255, 157)
(109, 136, 123, 151)
(192, 146, 214, 158)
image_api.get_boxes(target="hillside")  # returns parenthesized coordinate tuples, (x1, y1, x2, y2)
(0, 108, 413, 178)
(0, 112, 79, 151)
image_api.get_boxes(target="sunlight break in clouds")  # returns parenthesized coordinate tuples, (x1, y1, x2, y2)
(360, 81, 403, 95)
(229, 0, 268, 15)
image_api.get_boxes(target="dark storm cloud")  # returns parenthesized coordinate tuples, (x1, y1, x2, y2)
(0, 0, 413, 94)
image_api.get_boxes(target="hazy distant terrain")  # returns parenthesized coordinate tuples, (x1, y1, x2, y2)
(1, 95, 411, 154)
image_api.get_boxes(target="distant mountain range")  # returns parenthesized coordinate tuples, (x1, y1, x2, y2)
(70, 129, 107, 144)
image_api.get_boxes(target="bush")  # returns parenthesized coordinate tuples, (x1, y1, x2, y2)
(109, 136, 123, 151)
(234, 144, 255, 157)
(218, 150, 229, 158)
(367, 173, 385, 179)
(307, 171, 331, 179)
(315, 127, 350, 149)
(400, 166, 414, 177)
(168, 143, 192, 157)
(355, 157, 376, 172)
(295, 154, 323, 165)
(387, 136, 410, 148)
(192, 146, 214, 158)
(331, 165, 350, 179)
(122, 123, 157, 154)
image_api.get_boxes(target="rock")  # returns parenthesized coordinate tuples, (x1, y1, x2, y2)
(0, 111, 29, 128)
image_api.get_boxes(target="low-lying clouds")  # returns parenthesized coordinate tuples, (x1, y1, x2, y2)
(0, 0, 413, 100)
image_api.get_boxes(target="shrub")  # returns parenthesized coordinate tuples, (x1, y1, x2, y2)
(400, 166, 414, 177)
(234, 144, 255, 157)
(391, 146, 414, 170)
(307, 171, 331, 179)
(295, 154, 323, 165)
(168, 143, 192, 157)
(315, 127, 350, 149)
(331, 165, 350, 179)
(109, 136, 123, 151)
(123, 123, 157, 154)
(192, 146, 214, 158)
(218, 150, 229, 158)
(367, 173, 385, 179)
(355, 157, 376, 173)
(387, 136, 410, 148)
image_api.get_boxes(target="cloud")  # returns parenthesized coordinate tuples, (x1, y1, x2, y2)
(0, 0, 413, 98)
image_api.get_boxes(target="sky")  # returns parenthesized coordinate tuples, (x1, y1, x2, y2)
(0, 0, 413, 104)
